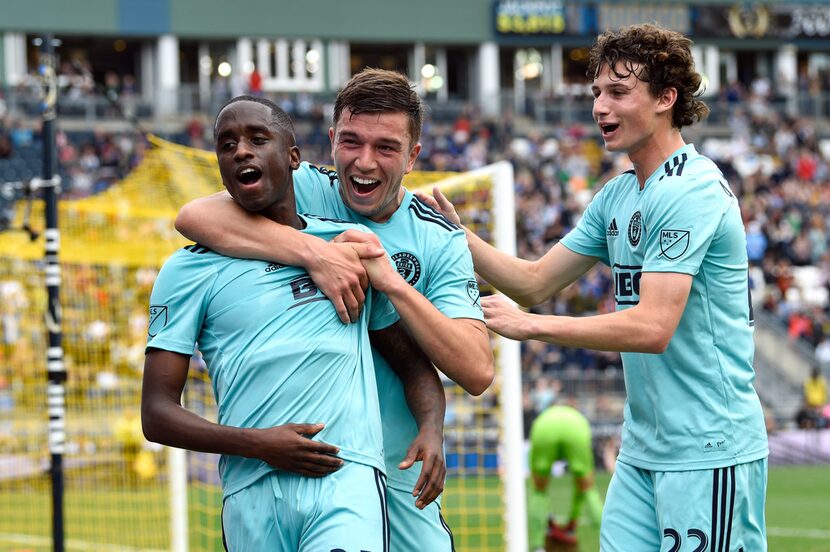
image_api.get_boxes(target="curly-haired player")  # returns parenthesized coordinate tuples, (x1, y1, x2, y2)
(423, 24, 768, 551)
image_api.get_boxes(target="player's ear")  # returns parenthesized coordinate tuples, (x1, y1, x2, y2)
(405, 142, 422, 174)
(289, 145, 301, 170)
(656, 86, 678, 115)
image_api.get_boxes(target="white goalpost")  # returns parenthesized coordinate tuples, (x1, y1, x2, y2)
(420, 161, 527, 552)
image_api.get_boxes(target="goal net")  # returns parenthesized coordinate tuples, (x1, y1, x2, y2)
(0, 137, 524, 551)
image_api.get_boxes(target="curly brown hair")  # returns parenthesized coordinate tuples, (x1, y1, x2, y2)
(587, 24, 709, 129)
(333, 68, 424, 150)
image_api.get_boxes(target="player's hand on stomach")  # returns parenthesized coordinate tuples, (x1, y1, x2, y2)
(257, 423, 343, 477)
(400, 427, 446, 509)
(414, 188, 462, 226)
(308, 239, 378, 324)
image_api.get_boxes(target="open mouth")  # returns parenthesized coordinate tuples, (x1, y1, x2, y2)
(237, 167, 262, 185)
(600, 123, 619, 136)
(350, 175, 381, 195)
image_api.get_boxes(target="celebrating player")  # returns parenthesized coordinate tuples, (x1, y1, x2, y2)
(421, 24, 769, 551)
(175, 69, 494, 550)
(142, 96, 446, 550)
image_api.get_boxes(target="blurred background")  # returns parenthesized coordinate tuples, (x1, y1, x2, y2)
(1, 1, 830, 551)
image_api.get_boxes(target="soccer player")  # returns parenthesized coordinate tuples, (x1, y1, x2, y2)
(422, 24, 769, 551)
(175, 69, 494, 551)
(527, 404, 602, 550)
(142, 96, 446, 551)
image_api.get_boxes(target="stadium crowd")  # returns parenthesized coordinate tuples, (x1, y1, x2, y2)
(4, 84, 830, 430)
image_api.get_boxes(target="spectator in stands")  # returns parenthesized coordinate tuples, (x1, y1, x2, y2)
(797, 364, 828, 429)
(247, 65, 263, 96)
(0, 133, 11, 159)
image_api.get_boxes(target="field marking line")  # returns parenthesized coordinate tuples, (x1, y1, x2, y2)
(767, 526, 830, 540)
(0, 532, 166, 551)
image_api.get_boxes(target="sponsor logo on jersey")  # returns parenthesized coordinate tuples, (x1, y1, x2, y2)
(613, 264, 642, 305)
(659, 229, 690, 260)
(392, 252, 421, 286)
(627, 211, 642, 247)
(287, 275, 328, 309)
(606, 218, 619, 237)
(148, 305, 168, 337)
(467, 280, 481, 308)
(265, 262, 285, 272)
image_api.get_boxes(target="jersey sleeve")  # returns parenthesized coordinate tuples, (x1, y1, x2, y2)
(560, 186, 611, 265)
(423, 230, 484, 321)
(367, 286, 400, 331)
(293, 162, 345, 219)
(641, 172, 733, 275)
(145, 250, 218, 355)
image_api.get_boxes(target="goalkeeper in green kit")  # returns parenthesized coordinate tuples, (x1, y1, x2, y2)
(528, 404, 603, 550)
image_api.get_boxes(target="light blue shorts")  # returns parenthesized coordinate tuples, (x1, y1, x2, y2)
(600, 458, 767, 552)
(222, 462, 389, 552)
(386, 485, 454, 551)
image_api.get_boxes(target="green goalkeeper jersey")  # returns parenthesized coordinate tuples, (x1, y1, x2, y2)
(561, 144, 768, 471)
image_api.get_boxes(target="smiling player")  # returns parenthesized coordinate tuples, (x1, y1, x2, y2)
(422, 24, 769, 551)
(176, 70, 494, 551)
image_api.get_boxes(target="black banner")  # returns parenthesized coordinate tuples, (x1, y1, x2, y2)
(693, 4, 830, 39)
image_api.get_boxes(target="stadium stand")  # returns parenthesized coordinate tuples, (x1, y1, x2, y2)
(3, 60, 830, 549)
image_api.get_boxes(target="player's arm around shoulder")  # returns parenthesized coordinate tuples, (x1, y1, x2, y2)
(417, 187, 596, 308)
(175, 190, 377, 324)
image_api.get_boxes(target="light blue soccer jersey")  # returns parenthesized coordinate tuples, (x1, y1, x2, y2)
(146, 214, 399, 497)
(294, 162, 484, 492)
(561, 144, 768, 471)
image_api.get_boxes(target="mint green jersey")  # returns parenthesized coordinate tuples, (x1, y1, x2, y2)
(146, 214, 398, 497)
(294, 162, 484, 492)
(561, 144, 768, 471)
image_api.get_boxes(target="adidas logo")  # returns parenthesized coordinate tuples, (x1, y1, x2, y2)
(607, 218, 619, 237)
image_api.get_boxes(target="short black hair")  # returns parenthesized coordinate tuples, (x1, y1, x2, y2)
(213, 95, 296, 143)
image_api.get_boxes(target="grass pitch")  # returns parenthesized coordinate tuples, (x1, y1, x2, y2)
(0, 465, 828, 551)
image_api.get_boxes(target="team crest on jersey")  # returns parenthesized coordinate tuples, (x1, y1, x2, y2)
(392, 252, 421, 286)
(628, 211, 642, 247)
(659, 229, 690, 260)
(466, 280, 481, 308)
(148, 305, 168, 337)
